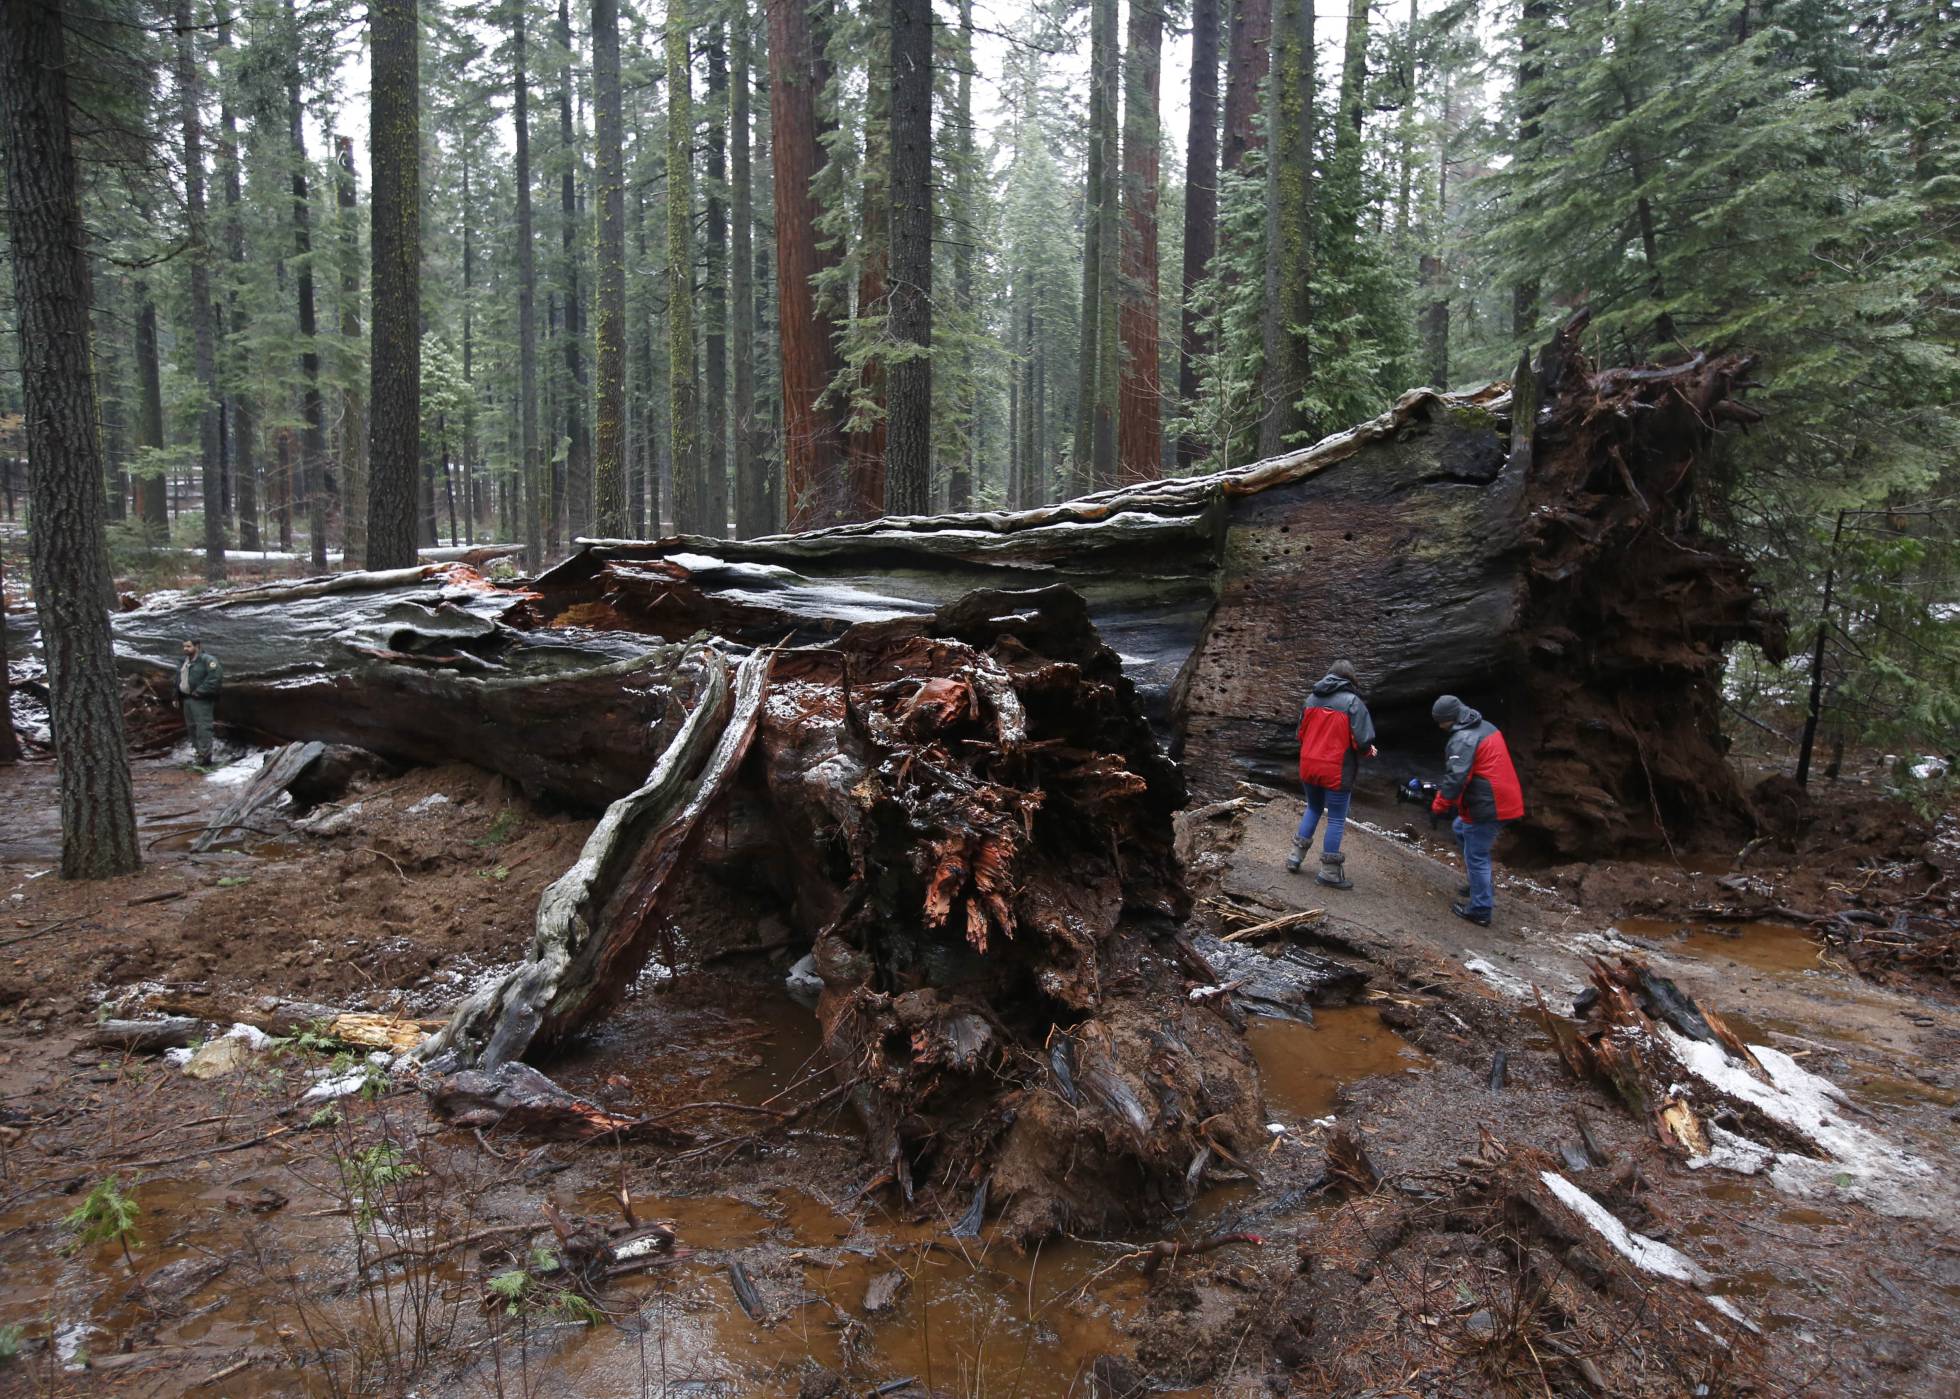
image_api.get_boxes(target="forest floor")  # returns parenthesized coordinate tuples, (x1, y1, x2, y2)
(0, 740, 1955, 1397)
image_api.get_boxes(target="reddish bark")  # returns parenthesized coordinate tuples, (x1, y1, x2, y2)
(1175, 0, 1221, 469)
(1222, 0, 1271, 173)
(1116, 0, 1165, 483)
(767, 0, 849, 529)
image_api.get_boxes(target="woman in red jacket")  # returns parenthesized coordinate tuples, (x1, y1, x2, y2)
(1288, 661, 1377, 889)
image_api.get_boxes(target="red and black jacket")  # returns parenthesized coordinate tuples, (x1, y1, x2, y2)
(1434, 708, 1525, 823)
(1296, 675, 1376, 791)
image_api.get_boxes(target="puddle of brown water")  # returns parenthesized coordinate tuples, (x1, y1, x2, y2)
(547, 1190, 1153, 1398)
(1618, 917, 1825, 975)
(1244, 1004, 1426, 1122)
(0, 1172, 349, 1393)
(553, 987, 831, 1117)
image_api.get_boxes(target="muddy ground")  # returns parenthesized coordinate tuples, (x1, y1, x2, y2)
(0, 740, 1956, 1397)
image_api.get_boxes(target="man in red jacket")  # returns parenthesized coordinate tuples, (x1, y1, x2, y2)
(1429, 694, 1525, 926)
(1288, 661, 1377, 889)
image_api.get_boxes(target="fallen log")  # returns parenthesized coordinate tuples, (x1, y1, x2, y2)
(91, 1017, 203, 1053)
(531, 322, 1782, 860)
(109, 564, 704, 809)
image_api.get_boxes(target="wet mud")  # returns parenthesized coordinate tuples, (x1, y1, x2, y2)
(1, 755, 1957, 1394)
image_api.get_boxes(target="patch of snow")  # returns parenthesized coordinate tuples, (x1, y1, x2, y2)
(164, 1046, 194, 1067)
(785, 954, 823, 1010)
(1311, 1115, 1337, 1130)
(204, 751, 269, 787)
(1462, 957, 1532, 1000)
(1541, 1171, 1708, 1284)
(54, 1320, 96, 1371)
(1661, 1027, 1938, 1217)
(406, 793, 452, 815)
(296, 800, 365, 836)
(1911, 755, 1949, 781)
(224, 1022, 275, 1050)
(1266, 1122, 1288, 1135)
(1187, 983, 1231, 1001)
(302, 1052, 396, 1103)
(1704, 1294, 1760, 1332)
(1686, 1124, 1775, 1175)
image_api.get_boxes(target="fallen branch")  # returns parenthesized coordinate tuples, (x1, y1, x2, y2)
(1219, 908, 1325, 943)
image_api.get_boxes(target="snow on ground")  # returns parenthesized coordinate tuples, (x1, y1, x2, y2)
(1664, 1025, 1940, 1217)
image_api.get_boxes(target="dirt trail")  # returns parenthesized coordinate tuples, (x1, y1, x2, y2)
(2, 755, 1958, 1395)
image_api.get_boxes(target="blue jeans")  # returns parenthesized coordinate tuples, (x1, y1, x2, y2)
(1296, 784, 1351, 854)
(1453, 816, 1502, 913)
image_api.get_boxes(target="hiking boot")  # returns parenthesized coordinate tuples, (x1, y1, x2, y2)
(1451, 901, 1492, 927)
(1315, 850, 1353, 890)
(1285, 841, 1308, 874)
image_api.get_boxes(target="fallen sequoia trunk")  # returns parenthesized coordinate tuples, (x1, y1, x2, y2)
(107, 323, 1780, 859)
(110, 563, 705, 808)
(519, 315, 1785, 859)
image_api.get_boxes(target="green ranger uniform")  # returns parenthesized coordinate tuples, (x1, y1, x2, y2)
(178, 652, 223, 764)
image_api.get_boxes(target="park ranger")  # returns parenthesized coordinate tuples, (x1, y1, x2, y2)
(177, 638, 223, 766)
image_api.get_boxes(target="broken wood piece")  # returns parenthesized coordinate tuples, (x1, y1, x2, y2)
(91, 1017, 203, 1053)
(1137, 1230, 1266, 1279)
(1325, 1129, 1380, 1194)
(729, 1260, 766, 1322)
(190, 741, 325, 852)
(1219, 908, 1326, 943)
(430, 1062, 673, 1143)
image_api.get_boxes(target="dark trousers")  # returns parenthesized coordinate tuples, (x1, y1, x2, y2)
(184, 697, 216, 763)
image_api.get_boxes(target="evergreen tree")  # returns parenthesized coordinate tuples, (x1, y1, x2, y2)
(0, 0, 141, 878)
(368, 0, 422, 568)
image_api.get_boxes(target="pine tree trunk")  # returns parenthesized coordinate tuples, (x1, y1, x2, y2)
(667, 6, 702, 536)
(216, 4, 259, 550)
(704, 25, 731, 535)
(135, 285, 167, 533)
(0, 555, 18, 764)
(461, 151, 479, 544)
(849, 24, 891, 524)
(632, 171, 658, 534)
(1512, 0, 1551, 342)
(1175, 0, 1221, 470)
(285, 0, 330, 569)
(1331, 0, 1369, 219)
(1393, 0, 1417, 244)
(1075, 0, 1120, 494)
(335, 137, 370, 567)
(592, 0, 628, 536)
(730, 9, 763, 538)
(884, 0, 932, 515)
(1258, 0, 1314, 457)
(177, 0, 226, 580)
(366, 0, 421, 569)
(557, 0, 591, 542)
(767, 0, 848, 528)
(948, 0, 976, 512)
(0, 0, 141, 877)
(1070, 0, 1109, 497)
(515, 3, 544, 568)
(1117, 0, 1164, 485)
